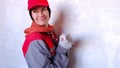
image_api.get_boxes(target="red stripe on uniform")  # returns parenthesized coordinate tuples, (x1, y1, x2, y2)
(22, 32, 42, 56)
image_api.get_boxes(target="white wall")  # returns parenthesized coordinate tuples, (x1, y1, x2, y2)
(0, 0, 120, 68)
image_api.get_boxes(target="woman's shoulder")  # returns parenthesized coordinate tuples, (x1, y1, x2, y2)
(25, 32, 43, 40)
(22, 32, 43, 56)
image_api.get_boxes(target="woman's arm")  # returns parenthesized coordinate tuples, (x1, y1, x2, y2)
(25, 40, 69, 68)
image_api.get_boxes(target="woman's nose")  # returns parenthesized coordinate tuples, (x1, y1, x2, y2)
(37, 11, 44, 17)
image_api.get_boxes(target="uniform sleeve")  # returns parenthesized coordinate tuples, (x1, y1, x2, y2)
(25, 40, 69, 68)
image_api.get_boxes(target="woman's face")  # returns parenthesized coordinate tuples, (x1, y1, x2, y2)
(31, 6, 50, 27)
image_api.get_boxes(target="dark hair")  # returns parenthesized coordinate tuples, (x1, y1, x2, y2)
(29, 6, 51, 21)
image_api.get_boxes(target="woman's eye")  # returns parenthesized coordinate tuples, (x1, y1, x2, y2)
(44, 8, 47, 10)
(32, 10, 37, 13)
(43, 7, 47, 11)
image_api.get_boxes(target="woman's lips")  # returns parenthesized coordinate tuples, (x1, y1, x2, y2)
(38, 17, 46, 20)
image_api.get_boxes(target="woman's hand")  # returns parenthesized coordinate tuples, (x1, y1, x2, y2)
(59, 33, 73, 49)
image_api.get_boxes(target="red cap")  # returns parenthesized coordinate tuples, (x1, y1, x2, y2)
(28, 0, 49, 10)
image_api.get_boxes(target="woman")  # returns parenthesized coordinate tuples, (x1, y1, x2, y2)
(22, 0, 73, 68)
